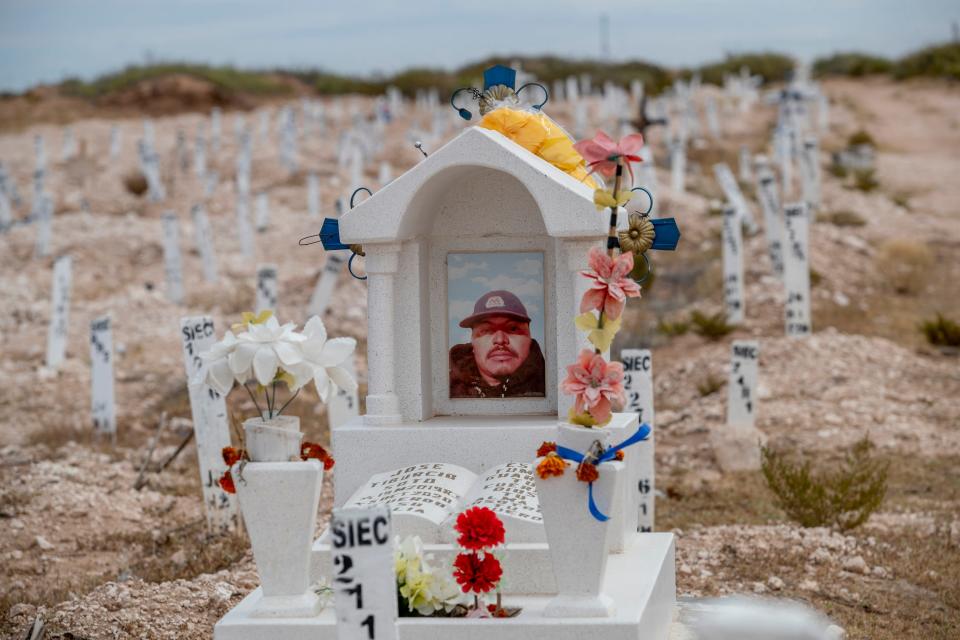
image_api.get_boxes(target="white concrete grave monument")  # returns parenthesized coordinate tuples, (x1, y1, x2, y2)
(216, 123, 675, 639)
(90, 315, 117, 439)
(721, 204, 745, 325)
(783, 203, 812, 337)
(45, 255, 72, 370)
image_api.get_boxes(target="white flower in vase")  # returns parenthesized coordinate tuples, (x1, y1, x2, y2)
(295, 316, 358, 402)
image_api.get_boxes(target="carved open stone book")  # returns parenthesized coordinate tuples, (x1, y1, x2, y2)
(342, 461, 546, 544)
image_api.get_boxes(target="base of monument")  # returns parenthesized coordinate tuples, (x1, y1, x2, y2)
(247, 591, 323, 618)
(215, 533, 675, 640)
(543, 593, 616, 618)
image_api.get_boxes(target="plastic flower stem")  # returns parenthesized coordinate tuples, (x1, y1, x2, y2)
(275, 388, 300, 417)
(607, 161, 623, 259)
(243, 382, 265, 418)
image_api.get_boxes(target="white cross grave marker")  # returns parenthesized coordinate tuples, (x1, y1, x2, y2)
(331, 506, 398, 640)
(308, 173, 320, 218)
(722, 204, 745, 325)
(161, 210, 185, 304)
(255, 192, 270, 232)
(738, 146, 753, 183)
(34, 195, 52, 258)
(109, 125, 121, 159)
(714, 163, 758, 234)
(0, 188, 11, 231)
(622, 349, 655, 533)
(179, 316, 239, 533)
(309, 250, 347, 317)
(235, 193, 255, 259)
(328, 354, 359, 429)
(726, 340, 759, 429)
(191, 204, 218, 283)
(783, 203, 812, 337)
(669, 139, 685, 194)
(90, 315, 117, 439)
(255, 264, 278, 314)
(755, 157, 785, 279)
(800, 137, 821, 215)
(45, 255, 72, 370)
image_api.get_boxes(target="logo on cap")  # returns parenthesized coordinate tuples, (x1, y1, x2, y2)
(485, 295, 504, 309)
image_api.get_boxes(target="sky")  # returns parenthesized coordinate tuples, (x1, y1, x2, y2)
(447, 252, 545, 348)
(0, 0, 957, 92)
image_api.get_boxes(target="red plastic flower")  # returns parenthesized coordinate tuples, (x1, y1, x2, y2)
(573, 131, 644, 180)
(453, 552, 503, 594)
(455, 507, 505, 551)
(219, 470, 236, 494)
(301, 442, 335, 471)
(561, 349, 626, 425)
(222, 446, 244, 467)
(536, 441, 557, 457)
(580, 246, 641, 320)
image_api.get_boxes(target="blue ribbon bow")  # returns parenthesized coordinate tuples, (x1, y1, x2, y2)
(553, 423, 651, 522)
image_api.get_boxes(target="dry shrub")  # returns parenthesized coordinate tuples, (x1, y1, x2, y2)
(657, 317, 690, 337)
(919, 313, 960, 347)
(123, 170, 148, 196)
(824, 210, 866, 227)
(852, 168, 879, 192)
(690, 310, 735, 340)
(875, 238, 933, 295)
(696, 373, 724, 396)
(761, 436, 888, 531)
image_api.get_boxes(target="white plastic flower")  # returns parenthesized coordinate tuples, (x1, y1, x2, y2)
(201, 329, 242, 394)
(394, 535, 462, 615)
(296, 316, 357, 402)
(231, 315, 306, 386)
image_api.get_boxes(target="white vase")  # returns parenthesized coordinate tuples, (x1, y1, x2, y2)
(244, 415, 302, 462)
(534, 423, 623, 618)
(235, 458, 324, 617)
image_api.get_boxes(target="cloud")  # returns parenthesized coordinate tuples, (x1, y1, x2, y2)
(448, 299, 475, 325)
(515, 257, 543, 277)
(470, 274, 541, 298)
(448, 260, 488, 281)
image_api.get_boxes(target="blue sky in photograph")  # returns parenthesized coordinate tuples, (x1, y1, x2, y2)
(447, 252, 545, 348)
(0, 0, 957, 92)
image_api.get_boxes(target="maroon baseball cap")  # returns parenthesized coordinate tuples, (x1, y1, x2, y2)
(459, 290, 532, 328)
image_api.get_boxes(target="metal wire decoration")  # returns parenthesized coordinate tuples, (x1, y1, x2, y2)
(298, 187, 373, 281)
(451, 82, 550, 120)
(622, 187, 655, 284)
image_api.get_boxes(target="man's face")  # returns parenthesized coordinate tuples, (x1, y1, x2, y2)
(471, 315, 532, 380)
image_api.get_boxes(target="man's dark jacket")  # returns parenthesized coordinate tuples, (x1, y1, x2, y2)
(449, 340, 546, 398)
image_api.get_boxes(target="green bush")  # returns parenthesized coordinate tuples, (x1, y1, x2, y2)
(689, 310, 735, 340)
(60, 63, 294, 98)
(692, 52, 795, 86)
(919, 313, 960, 347)
(894, 42, 960, 81)
(812, 52, 893, 78)
(761, 436, 889, 531)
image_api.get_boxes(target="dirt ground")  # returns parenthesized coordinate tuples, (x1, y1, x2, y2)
(1, 76, 958, 639)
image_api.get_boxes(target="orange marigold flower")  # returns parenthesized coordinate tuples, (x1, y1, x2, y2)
(219, 470, 236, 494)
(222, 446, 244, 467)
(615, 450, 624, 461)
(576, 461, 599, 483)
(536, 453, 567, 479)
(536, 441, 557, 457)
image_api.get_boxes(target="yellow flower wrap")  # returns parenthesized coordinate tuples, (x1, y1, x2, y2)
(478, 107, 599, 189)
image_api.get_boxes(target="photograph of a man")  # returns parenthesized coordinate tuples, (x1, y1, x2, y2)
(449, 290, 546, 398)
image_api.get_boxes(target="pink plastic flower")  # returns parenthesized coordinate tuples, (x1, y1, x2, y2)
(579, 247, 642, 320)
(561, 349, 626, 425)
(573, 131, 644, 180)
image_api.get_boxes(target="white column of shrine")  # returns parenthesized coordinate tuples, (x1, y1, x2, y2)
(363, 242, 402, 424)
(558, 237, 597, 420)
